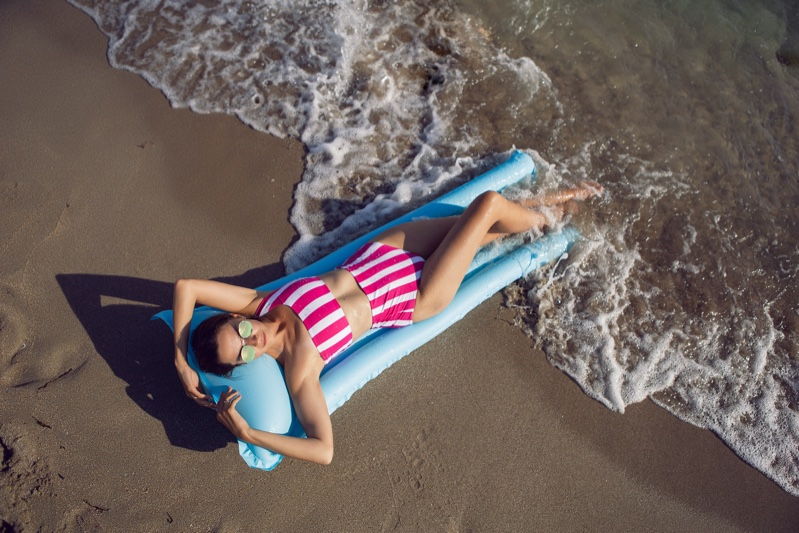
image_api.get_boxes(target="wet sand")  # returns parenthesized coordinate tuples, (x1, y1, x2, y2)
(1, 0, 797, 530)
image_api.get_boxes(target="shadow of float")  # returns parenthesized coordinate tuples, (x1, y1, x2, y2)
(56, 262, 284, 453)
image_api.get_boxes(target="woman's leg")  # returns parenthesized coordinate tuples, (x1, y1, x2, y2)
(374, 198, 573, 257)
(374, 191, 571, 322)
(411, 191, 568, 321)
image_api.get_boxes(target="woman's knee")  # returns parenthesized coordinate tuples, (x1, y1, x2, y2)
(471, 190, 503, 212)
(456, 190, 504, 227)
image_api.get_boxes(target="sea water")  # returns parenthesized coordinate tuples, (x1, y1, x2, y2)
(68, 0, 799, 495)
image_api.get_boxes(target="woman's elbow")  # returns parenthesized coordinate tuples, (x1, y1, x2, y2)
(174, 278, 198, 297)
(316, 442, 334, 465)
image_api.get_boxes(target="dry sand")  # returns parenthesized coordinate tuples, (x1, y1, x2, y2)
(1, 0, 798, 530)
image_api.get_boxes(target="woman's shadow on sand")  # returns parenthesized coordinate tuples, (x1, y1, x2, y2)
(56, 262, 284, 453)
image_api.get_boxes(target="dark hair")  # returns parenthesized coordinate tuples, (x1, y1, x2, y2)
(191, 313, 237, 377)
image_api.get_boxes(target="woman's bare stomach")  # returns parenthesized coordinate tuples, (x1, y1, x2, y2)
(318, 269, 373, 339)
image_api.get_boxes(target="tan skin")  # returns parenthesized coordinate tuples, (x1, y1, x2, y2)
(173, 181, 603, 465)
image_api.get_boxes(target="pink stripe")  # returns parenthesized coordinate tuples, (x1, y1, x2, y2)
(255, 297, 268, 316)
(319, 336, 351, 361)
(359, 267, 419, 297)
(260, 279, 295, 315)
(341, 242, 382, 270)
(307, 302, 342, 341)
(286, 281, 325, 309)
(342, 243, 398, 276)
(355, 247, 404, 273)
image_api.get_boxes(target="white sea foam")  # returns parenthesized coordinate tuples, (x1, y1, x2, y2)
(70, 0, 799, 496)
(514, 149, 799, 496)
(69, 0, 558, 270)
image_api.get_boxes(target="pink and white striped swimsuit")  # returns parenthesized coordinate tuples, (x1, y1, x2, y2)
(254, 243, 425, 363)
(340, 242, 425, 328)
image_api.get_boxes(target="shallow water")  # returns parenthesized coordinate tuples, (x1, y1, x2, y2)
(68, 0, 799, 495)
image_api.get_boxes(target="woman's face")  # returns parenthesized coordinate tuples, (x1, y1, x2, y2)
(215, 317, 267, 366)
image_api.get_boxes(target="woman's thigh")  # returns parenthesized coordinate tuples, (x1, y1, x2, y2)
(370, 217, 459, 259)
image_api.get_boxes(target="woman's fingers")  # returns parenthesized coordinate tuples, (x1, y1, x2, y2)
(219, 387, 240, 401)
(184, 386, 216, 408)
(197, 396, 216, 409)
(177, 365, 217, 408)
(217, 387, 232, 403)
(216, 388, 241, 411)
(215, 389, 249, 438)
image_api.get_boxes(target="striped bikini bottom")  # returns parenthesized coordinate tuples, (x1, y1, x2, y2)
(339, 242, 425, 329)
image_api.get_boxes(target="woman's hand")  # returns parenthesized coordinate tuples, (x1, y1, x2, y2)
(213, 382, 335, 464)
(215, 387, 251, 440)
(176, 362, 216, 409)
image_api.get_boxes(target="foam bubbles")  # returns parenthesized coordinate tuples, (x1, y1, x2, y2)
(512, 147, 799, 496)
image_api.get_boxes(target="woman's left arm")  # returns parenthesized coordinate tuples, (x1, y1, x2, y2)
(215, 377, 334, 465)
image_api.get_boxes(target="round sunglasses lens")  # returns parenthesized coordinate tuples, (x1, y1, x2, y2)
(241, 345, 256, 363)
(238, 320, 253, 339)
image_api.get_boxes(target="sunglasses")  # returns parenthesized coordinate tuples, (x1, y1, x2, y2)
(238, 320, 257, 363)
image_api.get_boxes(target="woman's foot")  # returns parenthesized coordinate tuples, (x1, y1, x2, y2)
(563, 199, 581, 216)
(520, 180, 604, 208)
(568, 180, 604, 201)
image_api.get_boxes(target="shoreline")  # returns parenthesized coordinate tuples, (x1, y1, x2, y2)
(1, 0, 797, 530)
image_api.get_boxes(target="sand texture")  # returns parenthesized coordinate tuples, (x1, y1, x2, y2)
(1, 0, 797, 530)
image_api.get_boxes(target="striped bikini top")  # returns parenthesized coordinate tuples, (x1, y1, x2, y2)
(254, 277, 352, 362)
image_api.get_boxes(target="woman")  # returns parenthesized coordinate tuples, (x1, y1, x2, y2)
(173, 182, 603, 465)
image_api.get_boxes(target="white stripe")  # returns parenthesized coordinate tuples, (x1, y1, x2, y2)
(380, 317, 413, 327)
(364, 272, 419, 300)
(358, 254, 424, 288)
(282, 278, 324, 307)
(261, 281, 294, 315)
(373, 291, 417, 315)
(296, 288, 336, 320)
(358, 257, 414, 289)
(348, 246, 407, 278)
(307, 307, 348, 338)
(343, 242, 382, 271)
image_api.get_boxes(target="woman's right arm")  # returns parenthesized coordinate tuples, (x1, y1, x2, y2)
(172, 279, 265, 406)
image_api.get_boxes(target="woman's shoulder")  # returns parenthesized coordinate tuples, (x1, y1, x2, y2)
(247, 289, 275, 317)
(283, 351, 324, 391)
(282, 325, 324, 383)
